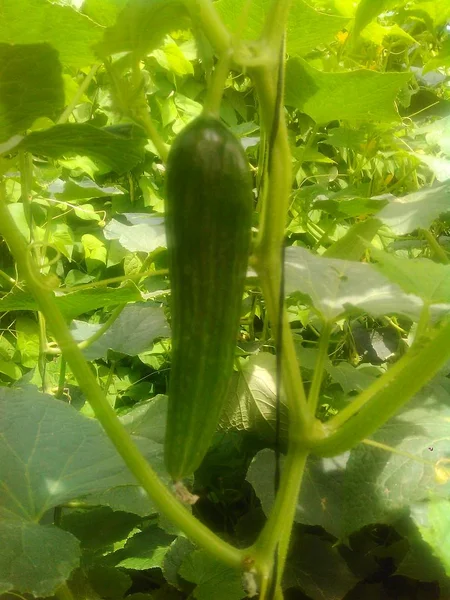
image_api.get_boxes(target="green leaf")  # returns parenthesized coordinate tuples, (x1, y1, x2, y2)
(377, 181, 450, 235)
(353, 0, 398, 38)
(113, 526, 175, 570)
(414, 153, 450, 182)
(49, 177, 124, 202)
(153, 42, 194, 76)
(373, 251, 450, 305)
(0, 521, 80, 596)
(284, 245, 428, 322)
(103, 214, 167, 253)
(163, 536, 196, 590)
(15, 315, 40, 368)
(88, 565, 132, 600)
(341, 379, 450, 536)
(81, 233, 107, 269)
(417, 115, 450, 156)
(120, 395, 168, 446)
(0, 286, 143, 320)
(0, 386, 166, 521)
(410, 500, 450, 578)
(0, 359, 21, 381)
(95, 0, 189, 57)
(423, 39, 450, 74)
(285, 58, 410, 124)
(0, 0, 103, 67)
(414, 0, 450, 26)
(247, 449, 349, 539)
(216, 0, 349, 57)
(179, 550, 245, 600)
(396, 515, 450, 592)
(61, 507, 141, 550)
(220, 354, 289, 444)
(83, 0, 128, 26)
(16, 123, 147, 174)
(0, 43, 64, 142)
(71, 303, 170, 360)
(283, 533, 358, 599)
(324, 218, 383, 260)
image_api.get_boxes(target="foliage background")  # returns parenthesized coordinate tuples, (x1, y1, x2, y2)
(1, 0, 450, 598)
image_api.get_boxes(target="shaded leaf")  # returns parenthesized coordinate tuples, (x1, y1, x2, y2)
(71, 303, 169, 360)
(342, 379, 450, 536)
(0, 43, 64, 142)
(16, 123, 147, 174)
(247, 449, 349, 539)
(179, 550, 245, 600)
(0, 521, 80, 596)
(283, 533, 358, 599)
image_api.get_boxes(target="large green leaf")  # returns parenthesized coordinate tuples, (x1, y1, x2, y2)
(341, 378, 450, 536)
(15, 123, 147, 174)
(95, 0, 189, 57)
(377, 181, 450, 234)
(216, 0, 349, 57)
(373, 251, 450, 306)
(0, 0, 103, 67)
(285, 58, 410, 123)
(0, 521, 80, 596)
(0, 43, 64, 142)
(284, 246, 434, 322)
(0, 387, 166, 521)
(249, 378, 450, 539)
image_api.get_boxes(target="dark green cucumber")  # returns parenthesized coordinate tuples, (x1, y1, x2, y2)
(164, 115, 253, 481)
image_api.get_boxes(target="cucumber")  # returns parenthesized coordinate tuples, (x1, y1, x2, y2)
(164, 115, 253, 481)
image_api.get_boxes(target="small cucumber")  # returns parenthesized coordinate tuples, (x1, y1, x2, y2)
(164, 115, 253, 481)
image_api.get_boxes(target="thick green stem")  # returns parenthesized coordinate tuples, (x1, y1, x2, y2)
(251, 449, 309, 590)
(203, 51, 231, 117)
(183, 0, 231, 55)
(261, 0, 292, 54)
(0, 195, 244, 569)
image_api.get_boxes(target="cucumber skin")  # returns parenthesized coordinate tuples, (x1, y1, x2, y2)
(164, 115, 253, 481)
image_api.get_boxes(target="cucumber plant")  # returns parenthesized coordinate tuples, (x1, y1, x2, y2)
(2, 1, 450, 599)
